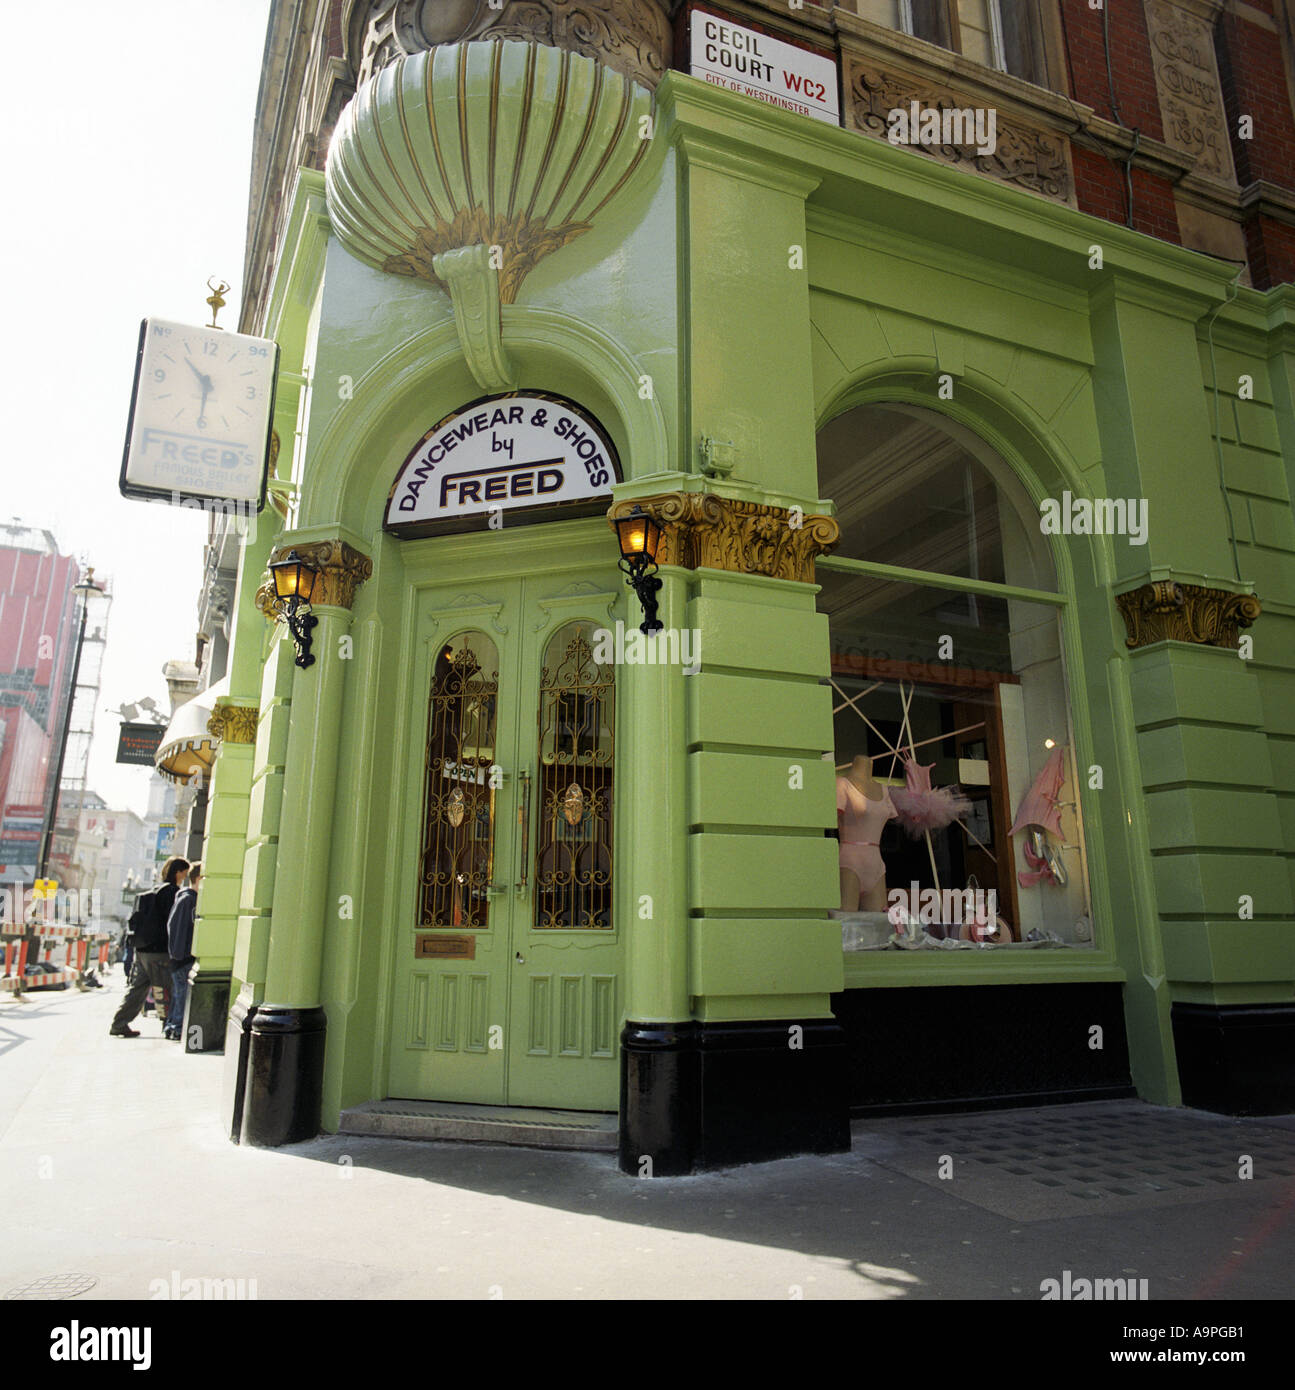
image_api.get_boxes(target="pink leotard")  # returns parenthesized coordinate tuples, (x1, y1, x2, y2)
(836, 777, 896, 896)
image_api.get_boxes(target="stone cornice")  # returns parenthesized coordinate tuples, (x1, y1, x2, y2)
(1238, 180, 1295, 225)
(835, 9, 1095, 134)
(1172, 0, 1227, 23)
(658, 73, 1243, 307)
(607, 491, 839, 583)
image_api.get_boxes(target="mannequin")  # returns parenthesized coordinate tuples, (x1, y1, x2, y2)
(835, 754, 896, 912)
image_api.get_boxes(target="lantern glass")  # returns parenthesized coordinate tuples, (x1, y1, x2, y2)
(642, 513, 661, 563)
(616, 508, 660, 564)
(271, 552, 316, 603)
(616, 513, 646, 560)
(295, 560, 318, 603)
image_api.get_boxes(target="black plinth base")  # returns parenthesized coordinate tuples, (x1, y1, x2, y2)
(1172, 1002, 1295, 1116)
(240, 1004, 327, 1147)
(183, 967, 230, 1053)
(619, 1018, 849, 1175)
(620, 1021, 698, 1176)
(832, 983, 1134, 1114)
(221, 990, 258, 1144)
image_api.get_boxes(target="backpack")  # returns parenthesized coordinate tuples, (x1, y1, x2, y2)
(127, 889, 167, 953)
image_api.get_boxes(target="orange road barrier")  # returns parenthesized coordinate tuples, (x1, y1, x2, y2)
(1, 939, 28, 993)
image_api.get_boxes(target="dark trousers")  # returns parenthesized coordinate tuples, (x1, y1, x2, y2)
(111, 952, 173, 1031)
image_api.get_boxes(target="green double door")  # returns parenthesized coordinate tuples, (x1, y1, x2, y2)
(388, 565, 625, 1111)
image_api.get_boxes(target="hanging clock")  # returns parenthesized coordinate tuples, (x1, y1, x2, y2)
(119, 317, 279, 509)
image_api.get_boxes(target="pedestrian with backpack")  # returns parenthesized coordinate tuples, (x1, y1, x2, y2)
(164, 861, 201, 1042)
(109, 857, 190, 1038)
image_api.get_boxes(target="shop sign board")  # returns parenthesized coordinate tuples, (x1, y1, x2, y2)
(689, 7, 839, 126)
(385, 392, 621, 537)
(116, 722, 166, 766)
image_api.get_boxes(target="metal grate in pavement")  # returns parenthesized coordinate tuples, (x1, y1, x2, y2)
(5, 1273, 98, 1300)
(855, 1101, 1295, 1222)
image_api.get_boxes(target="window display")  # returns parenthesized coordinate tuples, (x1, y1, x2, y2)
(817, 404, 1092, 953)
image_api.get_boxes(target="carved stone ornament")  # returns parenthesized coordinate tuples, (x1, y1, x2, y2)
(1143, 0, 1235, 183)
(326, 40, 653, 305)
(607, 493, 841, 584)
(844, 58, 1074, 206)
(349, 0, 673, 92)
(1115, 580, 1262, 649)
(254, 539, 374, 618)
(207, 703, 260, 745)
(433, 243, 517, 391)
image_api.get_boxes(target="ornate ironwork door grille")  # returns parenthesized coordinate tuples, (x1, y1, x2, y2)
(534, 622, 615, 929)
(419, 632, 499, 929)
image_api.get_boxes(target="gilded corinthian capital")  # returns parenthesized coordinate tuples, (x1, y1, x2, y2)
(207, 703, 260, 745)
(1115, 581, 1262, 650)
(254, 539, 374, 618)
(607, 493, 840, 583)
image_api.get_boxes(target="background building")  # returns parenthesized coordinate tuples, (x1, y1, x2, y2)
(0, 525, 80, 885)
(0, 523, 110, 898)
(186, 1, 1295, 1171)
(78, 800, 154, 940)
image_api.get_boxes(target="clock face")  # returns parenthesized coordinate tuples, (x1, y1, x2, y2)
(120, 317, 279, 508)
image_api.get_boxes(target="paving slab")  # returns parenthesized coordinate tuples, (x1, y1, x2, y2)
(2, 979, 1292, 1300)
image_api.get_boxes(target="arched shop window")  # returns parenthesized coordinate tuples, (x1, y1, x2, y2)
(816, 404, 1093, 951)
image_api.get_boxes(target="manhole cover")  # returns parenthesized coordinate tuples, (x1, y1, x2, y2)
(5, 1273, 98, 1300)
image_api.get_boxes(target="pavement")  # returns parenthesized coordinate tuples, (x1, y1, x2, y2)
(2, 973, 1293, 1301)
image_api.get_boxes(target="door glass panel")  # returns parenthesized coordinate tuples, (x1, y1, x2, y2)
(534, 620, 614, 929)
(419, 630, 499, 929)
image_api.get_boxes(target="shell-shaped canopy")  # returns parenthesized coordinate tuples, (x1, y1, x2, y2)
(325, 41, 654, 304)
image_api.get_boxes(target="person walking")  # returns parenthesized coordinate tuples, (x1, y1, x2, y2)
(109, 857, 189, 1038)
(164, 862, 200, 1042)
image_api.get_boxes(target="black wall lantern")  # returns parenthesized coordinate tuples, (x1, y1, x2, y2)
(614, 505, 664, 634)
(268, 549, 320, 667)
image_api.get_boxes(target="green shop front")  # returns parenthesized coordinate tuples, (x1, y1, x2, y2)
(203, 36, 1295, 1174)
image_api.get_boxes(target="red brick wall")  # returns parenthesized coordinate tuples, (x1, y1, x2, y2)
(1245, 212, 1295, 287)
(1058, 0, 1164, 135)
(1070, 146, 1180, 244)
(1215, 8, 1295, 188)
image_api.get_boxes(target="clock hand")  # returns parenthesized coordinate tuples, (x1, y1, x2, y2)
(185, 358, 206, 385)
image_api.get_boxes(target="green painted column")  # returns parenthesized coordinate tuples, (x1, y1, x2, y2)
(622, 564, 690, 1023)
(238, 533, 372, 1146)
(261, 607, 352, 1006)
(1090, 278, 1239, 584)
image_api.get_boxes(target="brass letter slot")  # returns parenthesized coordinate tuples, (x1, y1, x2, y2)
(415, 934, 476, 960)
